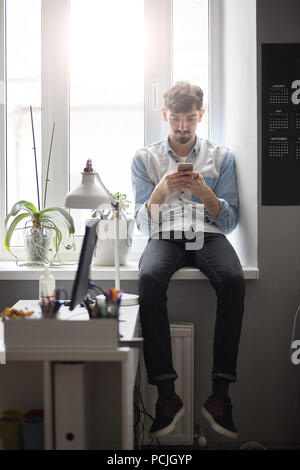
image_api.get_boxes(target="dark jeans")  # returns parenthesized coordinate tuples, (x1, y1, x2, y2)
(138, 232, 245, 385)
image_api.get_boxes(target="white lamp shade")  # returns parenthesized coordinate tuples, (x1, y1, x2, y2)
(64, 166, 139, 305)
(64, 173, 111, 209)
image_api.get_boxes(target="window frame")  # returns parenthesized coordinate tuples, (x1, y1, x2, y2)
(41, 0, 70, 211)
(0, 0, 211, 262)
(0, 0, 7, 259)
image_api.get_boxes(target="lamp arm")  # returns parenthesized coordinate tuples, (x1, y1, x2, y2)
(95, 172, 117, 208)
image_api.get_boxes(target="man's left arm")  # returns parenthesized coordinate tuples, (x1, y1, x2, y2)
(184, 151, 239, 234)
(204, 151, 239, 234)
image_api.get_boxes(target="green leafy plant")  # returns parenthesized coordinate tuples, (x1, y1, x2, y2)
(91, 192, 131, 219)
(4, 110, 75, 264)
(4, 200, 75, 255)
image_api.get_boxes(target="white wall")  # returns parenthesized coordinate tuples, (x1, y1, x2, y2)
(210, 0, 257, 267)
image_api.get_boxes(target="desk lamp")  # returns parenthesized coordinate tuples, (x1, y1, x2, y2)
(64, 160, 138, 306)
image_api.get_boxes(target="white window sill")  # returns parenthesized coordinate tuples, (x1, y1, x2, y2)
(0, 261, 259, 281)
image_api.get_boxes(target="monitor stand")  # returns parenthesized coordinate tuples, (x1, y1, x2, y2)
(82, 295, 95, 319)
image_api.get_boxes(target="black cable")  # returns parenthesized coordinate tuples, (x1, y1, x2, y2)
(134, 361, 161, 449)
(134, 404, 145, 449)
(135, 363, 147, 448)
(134, 403, 157, 449)
(83, 283, 106, 318)
(83, 298, 93, 319)
(88, 281, 106, 295)
(134, 364, 146, 449)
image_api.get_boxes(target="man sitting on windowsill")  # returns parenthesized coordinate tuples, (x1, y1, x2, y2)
(131, 81, 245, 441)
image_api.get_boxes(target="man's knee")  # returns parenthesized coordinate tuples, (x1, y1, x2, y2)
(216, 271, 245, 297)
(138, 270, 156, 288)
(138, 270, 167, 293)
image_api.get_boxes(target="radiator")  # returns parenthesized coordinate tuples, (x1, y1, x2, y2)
(137, 322, 194, 445)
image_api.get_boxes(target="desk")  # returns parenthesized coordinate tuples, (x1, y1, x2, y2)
(1, 300, 141, 450)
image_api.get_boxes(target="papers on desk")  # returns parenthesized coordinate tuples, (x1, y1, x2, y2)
(57, 304, 90, 321)
(9, 300, 90, 322)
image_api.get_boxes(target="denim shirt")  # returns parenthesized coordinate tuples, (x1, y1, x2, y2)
(131, 136, 239, 237)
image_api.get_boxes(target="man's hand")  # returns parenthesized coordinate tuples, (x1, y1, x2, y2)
(178, 170, 205, 197)
(180, 171, 221, 217)
(146, 169, 221, 220)
(146, 170, 193, 221)
(156, 170, 194, 198)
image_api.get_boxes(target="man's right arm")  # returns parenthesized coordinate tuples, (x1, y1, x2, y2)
(131, 152, 161, 236)
(131, 152, 192, 234)
(146, 186, 165, 222)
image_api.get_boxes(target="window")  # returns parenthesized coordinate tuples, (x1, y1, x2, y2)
(69, 0, 145, 235)
(0, 0, 209, 260)
(173, 0, 209, 138)
(6, 0, 41, 246)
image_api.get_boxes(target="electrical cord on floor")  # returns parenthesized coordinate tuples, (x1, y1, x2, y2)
(134, 403, 145, 448)
(134, 362, 146, 448)
(134, 362, 162, 449)
(134, 385, 149, 446)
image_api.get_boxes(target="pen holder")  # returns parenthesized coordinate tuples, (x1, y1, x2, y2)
(94, 290, 122, 319)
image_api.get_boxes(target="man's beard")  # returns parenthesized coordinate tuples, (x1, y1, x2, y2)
(174, 131, 192, 144)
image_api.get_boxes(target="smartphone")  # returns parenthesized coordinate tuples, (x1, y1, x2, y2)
(177, 163, 193, 172)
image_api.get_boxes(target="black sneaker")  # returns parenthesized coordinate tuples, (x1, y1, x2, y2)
(201, 395, 238, 440)
(149, 394, 184, 440)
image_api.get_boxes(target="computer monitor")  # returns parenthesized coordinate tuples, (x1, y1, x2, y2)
(69, 218, 99, 311)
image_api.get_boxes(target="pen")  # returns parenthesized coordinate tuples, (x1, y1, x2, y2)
(115, 293, 122, 317)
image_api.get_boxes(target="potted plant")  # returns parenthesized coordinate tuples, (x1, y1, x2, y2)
(4, 200, 75, 264)
(3, 109, 76, 265)
(91, 192, 134, 266)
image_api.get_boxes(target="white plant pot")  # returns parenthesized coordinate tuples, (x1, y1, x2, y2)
(93, 218, 134, 266)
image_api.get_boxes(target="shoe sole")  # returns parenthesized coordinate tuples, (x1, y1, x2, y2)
(200, 405, 238, 440)
(149, 406, 185, 440)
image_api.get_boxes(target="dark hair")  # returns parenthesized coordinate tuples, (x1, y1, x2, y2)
(163, 81, 204, 113)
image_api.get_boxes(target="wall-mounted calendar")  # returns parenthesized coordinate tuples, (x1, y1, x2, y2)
(262, 43, 300, 205)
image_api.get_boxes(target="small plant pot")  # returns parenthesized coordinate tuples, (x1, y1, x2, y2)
(93, 218, 134, 266)
(23, 226, 51, 264)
